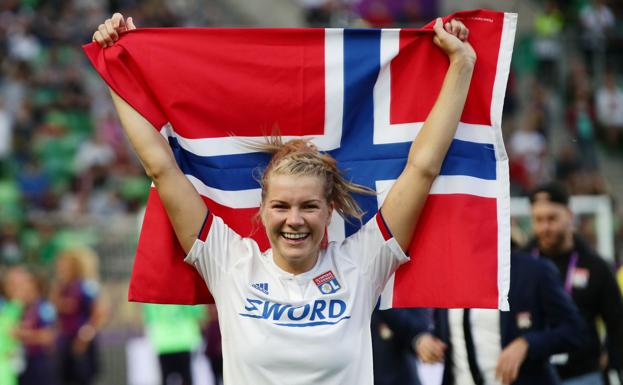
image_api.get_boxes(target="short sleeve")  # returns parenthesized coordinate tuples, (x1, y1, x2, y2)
(184, 212, 260, 296)
(339, 212, 409, 297)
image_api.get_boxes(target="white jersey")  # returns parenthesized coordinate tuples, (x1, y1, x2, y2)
(185, 211, 409, 385)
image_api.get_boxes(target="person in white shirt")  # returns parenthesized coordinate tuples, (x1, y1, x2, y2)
(595, 70, 623, 149)
(93, 12, 476, 385)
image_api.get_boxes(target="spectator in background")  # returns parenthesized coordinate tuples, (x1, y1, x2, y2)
(533, 1, 564, 88)
(0, 98, 13, 171)
(415, 247, 585, 385)
(11, 266, 57, 385)
(298, 0, 332, 27)
(578, 0, 615, 74)
(372, 308, 431, 385)
(566, 88, 598, 171)
(526, 182, 623, 384)
(142, 304, 206, 385)
(0, 222, 22, 266)
(0, 267, 25, 385)
(354, 0, 394, 27)
(509, 111, 548, 193)
(565, 58, 591, 105)
(50, 247, 106, 385)
(1, 60, 30, 119)
(595, 68, 623, 150)
(17, 159, 51, 210)
(527, 83, 551, 140)
(555, 145, 582, 184)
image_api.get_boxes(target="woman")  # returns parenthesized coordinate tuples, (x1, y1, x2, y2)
(50, 248, 106, 385)
(93, 13, 475, 385)
(9, 267, 57, 385)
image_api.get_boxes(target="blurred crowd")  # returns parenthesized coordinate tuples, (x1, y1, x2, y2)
(1, 0, 623, 385)
(503, 0, 623, 265)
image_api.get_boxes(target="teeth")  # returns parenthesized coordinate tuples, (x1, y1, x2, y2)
(282, 233, 308, 240)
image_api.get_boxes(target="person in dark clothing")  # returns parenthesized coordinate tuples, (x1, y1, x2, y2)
(527, 182, 623, 385)
(371, 308, 432, 385)
(416, 250, 586, 385)
(8, 267, 58, 385)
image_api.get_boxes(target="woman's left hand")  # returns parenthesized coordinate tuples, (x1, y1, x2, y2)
(432, 18, 476, 65)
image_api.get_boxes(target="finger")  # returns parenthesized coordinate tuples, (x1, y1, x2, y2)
(433, 17, 443, 34)
(500, 368, 510, 385)
(104, 19, 119, 42)
(431, 345, 444, 356)
(435, 340, 448, 350)
(450, 19, 459, 36)
(127, 16, 137, 30)
(92, 31, 105, 47)
(510, 362, 520, 383)
(114, 13, 128, 32)
(118, 17, 127, 33)
(97, 24, 113, 47)
(433, 35, 441, 47)
(111, 12, 123, 29)
(444, 22, 451, 33)
(457, 22, 468, 40)
(495, 360, 504, 380)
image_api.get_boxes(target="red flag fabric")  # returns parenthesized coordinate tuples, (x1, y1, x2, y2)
(83, 9, 516, 309)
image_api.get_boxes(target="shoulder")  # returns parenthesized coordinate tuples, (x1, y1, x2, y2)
(512, 251, 562, 289)
(576, 241, 610, 273)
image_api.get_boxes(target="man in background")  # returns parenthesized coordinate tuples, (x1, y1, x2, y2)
(527, 182, 623, 384)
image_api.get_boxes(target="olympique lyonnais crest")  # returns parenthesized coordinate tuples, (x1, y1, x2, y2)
(313, 271, 342, 295)
(83, 9, 516, 309)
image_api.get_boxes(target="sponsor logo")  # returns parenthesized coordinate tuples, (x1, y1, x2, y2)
(251, 282, 269, 295)
(239, 298, 350, 327)
(313, 271, 341, 295)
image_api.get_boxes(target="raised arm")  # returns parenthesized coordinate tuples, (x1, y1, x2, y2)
(380, 18, 476, 250)
(93, 13, 207, 253)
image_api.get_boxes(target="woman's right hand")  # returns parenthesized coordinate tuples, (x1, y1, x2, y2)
(92, 13, 137, 48)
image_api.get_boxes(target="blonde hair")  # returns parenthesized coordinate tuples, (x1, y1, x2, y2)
(250, 136, 375, 221)
(56, 246, 99, 281)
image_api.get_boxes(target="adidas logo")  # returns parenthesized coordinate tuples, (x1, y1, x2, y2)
(251, 282, 269, 295)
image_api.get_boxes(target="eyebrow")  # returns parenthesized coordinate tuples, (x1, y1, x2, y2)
(268, 199, 323, 205)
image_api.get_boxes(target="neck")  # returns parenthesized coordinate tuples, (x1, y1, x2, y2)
(272, 253, 319, 275)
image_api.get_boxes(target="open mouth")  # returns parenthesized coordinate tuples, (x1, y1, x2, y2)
(281, 232, 310, 241)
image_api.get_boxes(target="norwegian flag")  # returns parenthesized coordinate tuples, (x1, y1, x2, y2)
(83, 9, 516, 310)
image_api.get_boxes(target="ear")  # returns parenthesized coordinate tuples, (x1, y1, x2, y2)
(259, 203, 267, 226)
(326, 202, 334, 225)
(565, 206, 575, 228)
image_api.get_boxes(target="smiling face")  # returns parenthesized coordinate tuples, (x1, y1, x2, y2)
(260, 174, 333, 274)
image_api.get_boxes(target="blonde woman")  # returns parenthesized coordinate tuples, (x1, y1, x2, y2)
(93, 12, 475, 385)
(51, 248, 106, 385)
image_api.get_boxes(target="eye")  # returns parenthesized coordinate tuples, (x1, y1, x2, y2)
(271, 203, 287, 210)
(303, 203, 319, 210)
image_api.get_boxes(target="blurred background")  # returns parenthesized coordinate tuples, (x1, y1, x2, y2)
(0, 0, 622, 384)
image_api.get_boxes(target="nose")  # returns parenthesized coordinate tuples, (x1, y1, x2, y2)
(286, 208, 304, 227)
